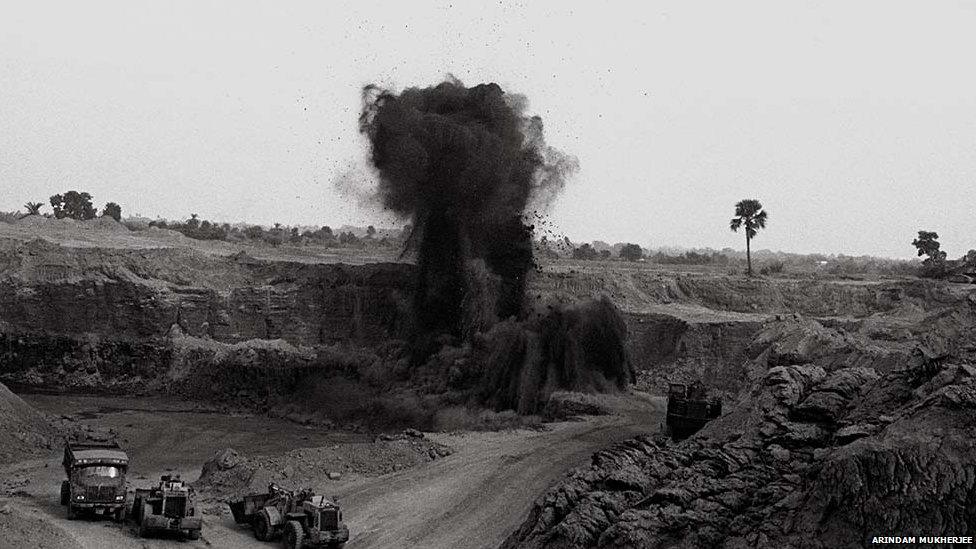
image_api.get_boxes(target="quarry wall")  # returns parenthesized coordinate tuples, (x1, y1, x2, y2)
(0, 243, 412, 393)
(0, 240, 954, 400)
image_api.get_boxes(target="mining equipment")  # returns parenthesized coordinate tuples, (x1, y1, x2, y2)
(664, 382, 723, 440)
(60, 440, 129, 521)
(230, 483, 349, 548)
(132, 474, 202, 540)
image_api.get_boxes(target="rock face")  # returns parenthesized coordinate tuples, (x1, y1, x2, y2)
(0, 242, 412, 392)
(1, 239, 947, 400)
(502, 292, 976, 548)
(627, 314, 762, 394)
(540, 269, 952, 397)
(0, 243, 411, 345)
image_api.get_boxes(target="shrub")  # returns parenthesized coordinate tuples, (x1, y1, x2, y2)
(101, 202, 122, 221)
(572, 243, 599, 260)
(0, 211, 22, 224)
(759, 261, 785, 275)
(619, 243, 644, 261)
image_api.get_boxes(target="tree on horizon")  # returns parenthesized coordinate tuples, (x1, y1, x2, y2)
(50, 191, 97, 220)
(619, 243, 644, 262)
(729, 199, 768, 276)
(912, 231, 945, 263)
(572, 243, 599, 260)
(912, 231, 947, 278)
(101, 202, 122, 221)
(23, 202, 43, 216)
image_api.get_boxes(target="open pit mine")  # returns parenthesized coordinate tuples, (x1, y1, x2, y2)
(1, 78, 974, 549)
(1, 223, 974, 549)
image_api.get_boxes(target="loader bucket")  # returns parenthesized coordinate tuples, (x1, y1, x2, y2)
(229, 500, 248, 524)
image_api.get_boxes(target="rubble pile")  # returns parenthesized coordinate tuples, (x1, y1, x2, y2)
(195, 432, 453, 500)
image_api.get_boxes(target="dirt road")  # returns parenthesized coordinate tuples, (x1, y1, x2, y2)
(337, 414, 658, 549)
(0, 393, 663, 549)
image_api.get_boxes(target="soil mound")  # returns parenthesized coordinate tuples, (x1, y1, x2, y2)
(542, 391, 613, 420)
(13, 215, 47, 228)
(14, 215, 128, 234)
(195, 436, 453, 500)
(502, 297, 976, 548)
(0, 502, 84, 549)
(86, 216, 128, 233)
(0, 381, 58, 463)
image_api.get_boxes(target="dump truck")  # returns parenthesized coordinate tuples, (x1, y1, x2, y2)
(664, 382, 722, 440)
(60, 440, 129, 521)
(229, 484, 349, 549)
(132, 474, 202, 540)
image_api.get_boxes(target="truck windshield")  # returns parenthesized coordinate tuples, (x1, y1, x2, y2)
(78, 466, 121, 479)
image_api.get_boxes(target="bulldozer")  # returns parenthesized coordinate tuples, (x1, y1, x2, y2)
(132, 474, 202, 540)
(664, 381, 722, 440)
(229, 483, 349, 549)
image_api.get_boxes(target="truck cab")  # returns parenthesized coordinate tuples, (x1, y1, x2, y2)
(296, 495, 348, 547)
(60, 440, 129, 521)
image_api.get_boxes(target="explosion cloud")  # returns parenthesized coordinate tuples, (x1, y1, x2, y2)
(358, 77, 577, 348)
(358, 77, 632, 411)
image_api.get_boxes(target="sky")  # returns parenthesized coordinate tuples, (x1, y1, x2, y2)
(2, 1, 975, 259)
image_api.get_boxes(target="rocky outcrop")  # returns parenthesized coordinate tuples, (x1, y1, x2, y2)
(502, 298, 976, 549)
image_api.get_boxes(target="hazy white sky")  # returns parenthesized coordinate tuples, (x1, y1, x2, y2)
(2, 1, 975, 258)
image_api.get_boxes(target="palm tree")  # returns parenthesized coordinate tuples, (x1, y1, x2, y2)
(23, 202, 43, 216)
(729, 199, 768, 276)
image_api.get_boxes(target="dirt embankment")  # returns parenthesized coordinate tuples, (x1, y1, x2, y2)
(531, 265, 940, 317)
(0, 502, 84, 549)
(502, 287, 976, 548)
(0, 381, 60, 464)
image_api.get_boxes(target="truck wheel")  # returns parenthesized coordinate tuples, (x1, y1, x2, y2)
(60, 481, 69, 506)
(283, 520, 304, 549)
(66, 505, 77, 520)
(139, 521, 150, 538)
(186, 529, 201, 540)
(254, 511, 272, 541)
(113, 507, 125, 523)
